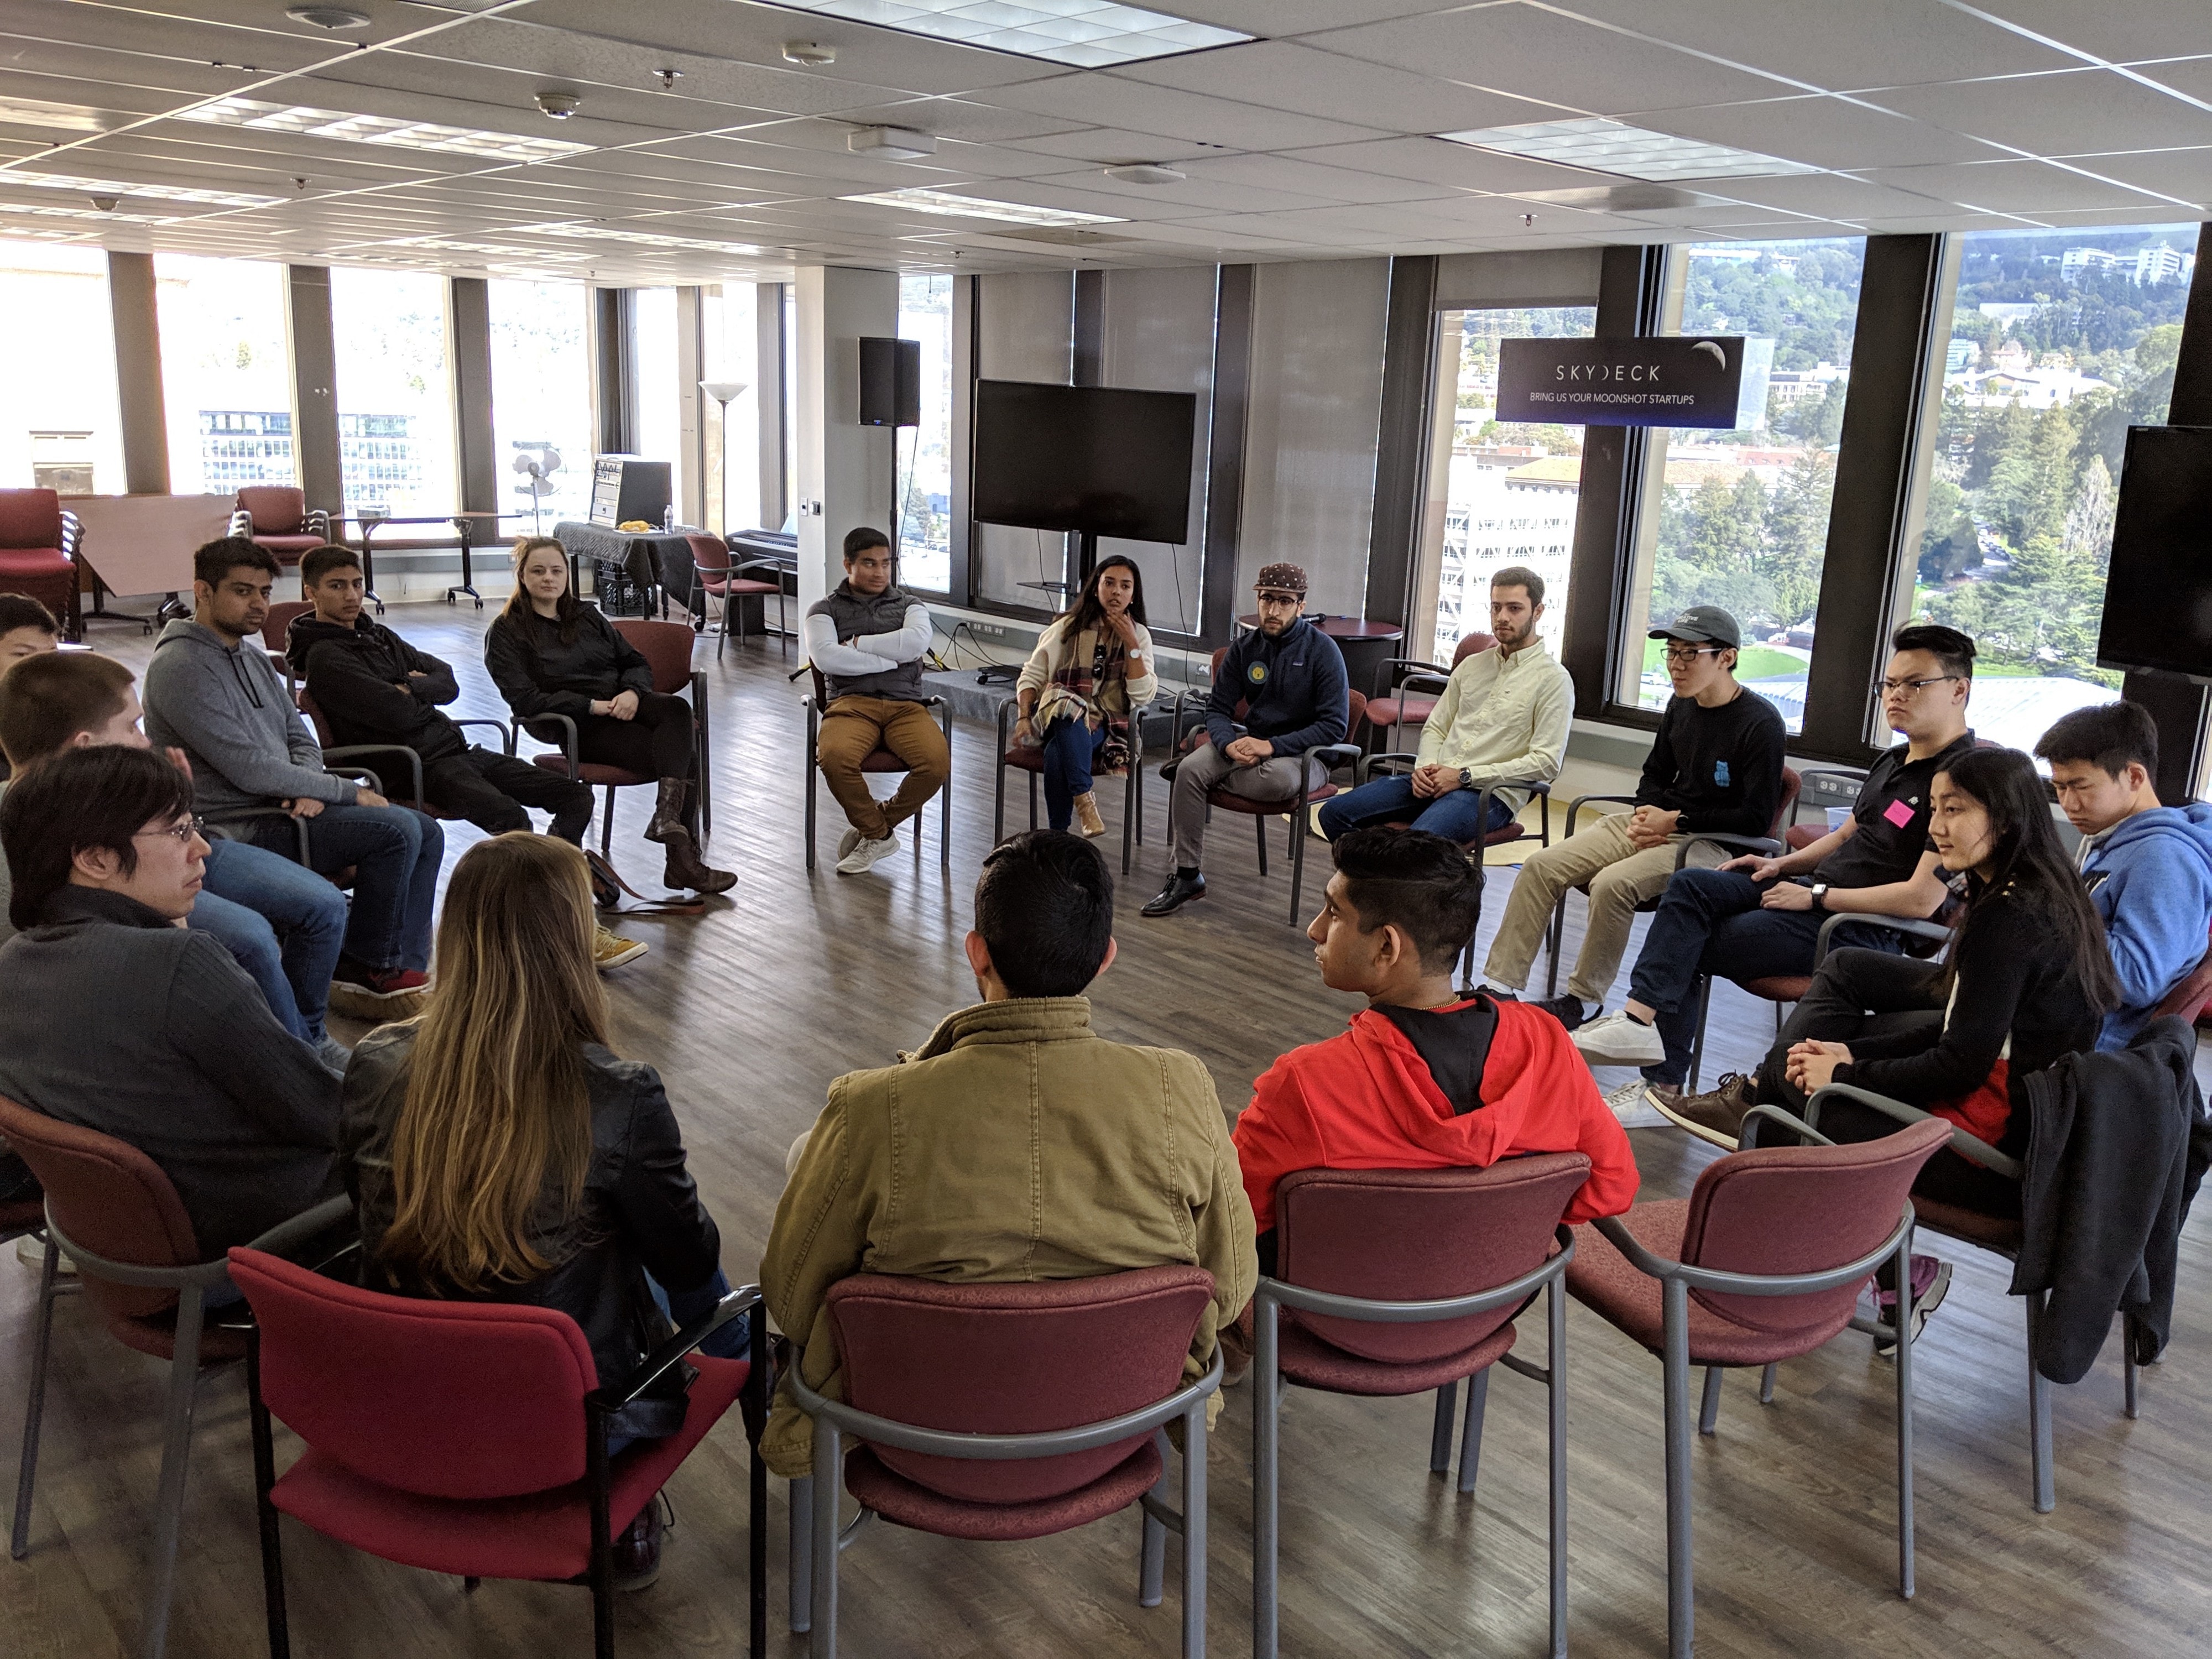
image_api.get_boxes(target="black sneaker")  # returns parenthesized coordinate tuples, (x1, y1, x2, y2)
(1141, 873, 1207, 917)
(1872, 1258, 1953, 1358)
(1530, 993, 1587, 1030)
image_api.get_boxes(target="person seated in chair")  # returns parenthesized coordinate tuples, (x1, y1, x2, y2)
(0, 745, 342, 1253)
(2035, 700, 2212, 1051)
(341, 833, 742, 1587)
(1012, 556, 1159, 838)
(760, 830, 1255, 1479)
(1233, 827, 1638, 1276)
(1316, 566, 1571, 845)
(1480, 606, 1785, 1029)
(0, 650, 351, 1067)
(143, 538, 442, 1019)
(486, 536, 734, 896)
(0, 594, 59, 671)
(288, 545, 639, 972)
(1144, 562, 1349, 918)
(804, 526, 948, 877)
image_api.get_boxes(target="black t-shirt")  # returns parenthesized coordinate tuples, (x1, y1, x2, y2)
(1635, 688, 1788, 837)
(1814, 731, 1978, 893)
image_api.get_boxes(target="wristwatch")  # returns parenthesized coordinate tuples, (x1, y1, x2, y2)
(1458, 767, 1474, 790)
(1809, 883, 1829, 912)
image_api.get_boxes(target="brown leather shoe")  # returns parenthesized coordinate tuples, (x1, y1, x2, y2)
(612, 1493, 666, 1592)
(1072, 790, 1107, 838)
(1648, 1073, 1757, 1149)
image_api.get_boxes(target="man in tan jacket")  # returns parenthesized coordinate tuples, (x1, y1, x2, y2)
(760, 830, 1255, 1478)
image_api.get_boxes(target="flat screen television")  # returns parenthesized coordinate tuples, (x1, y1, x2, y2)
(2098, 424, 2212, 680)
(972, 379, 1197, 544)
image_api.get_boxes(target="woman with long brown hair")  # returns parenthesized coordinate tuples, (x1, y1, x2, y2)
(340, 832, 742, 1582)
(484, 537, 734, 894)
(1011, 554, 1157, 837)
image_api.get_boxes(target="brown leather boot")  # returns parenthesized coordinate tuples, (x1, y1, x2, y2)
(661, 826, 737, 894)
(644, 778, 690, 845)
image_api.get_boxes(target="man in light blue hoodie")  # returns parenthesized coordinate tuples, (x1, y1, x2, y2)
(2037, 701, 2212, 1051)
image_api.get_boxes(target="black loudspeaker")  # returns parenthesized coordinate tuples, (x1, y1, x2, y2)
(859, 336, 921, 427)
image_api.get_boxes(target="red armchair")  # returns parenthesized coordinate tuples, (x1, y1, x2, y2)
(0, 488, 82, 639)
(231, 487, 332, 568)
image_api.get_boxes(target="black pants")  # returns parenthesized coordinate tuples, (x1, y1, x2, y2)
(533, 691, 695, 781)
(424, 745, 594, 843)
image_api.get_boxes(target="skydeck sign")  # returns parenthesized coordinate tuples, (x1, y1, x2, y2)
(1497, 336, 1755, 429)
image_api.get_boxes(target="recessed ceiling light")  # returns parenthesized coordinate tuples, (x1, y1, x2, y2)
(0, 96, 108, 134)
(286, 5, 370, 28)
(2, 169, 280, 207)
(1103, 164, 1185, 184)
(765, 1, 1249, 69)
(178, 96, 593, 164)
(0, 199, 176, 223)
(849, 126, 937, 160)
(517, 222, 777, 255)
(1439, 118, 1821, 183)
(841, 187, 1122, 227)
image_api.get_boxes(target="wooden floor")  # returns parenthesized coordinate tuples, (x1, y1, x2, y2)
(9, 600, 2211, 1658)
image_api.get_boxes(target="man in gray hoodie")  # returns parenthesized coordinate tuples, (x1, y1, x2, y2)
(142, 538, 441, 1014)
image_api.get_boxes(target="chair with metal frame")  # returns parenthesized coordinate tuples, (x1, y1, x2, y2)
(0, 1092, 352, 1659)
(684, 533, 790, 661)
(1358, 630, 1493, 752)
(293, 685, 514, 822)
(226, 1247, 768, 1659)
(994, 696, 1147, 875)
(1250, 1155, 1590, 1659)
(1784, 765, 1871, 851)
(787, 1266, 1222, 1659)
(1566, 1110, 1953, 1659)
(801, 666, 952, 873)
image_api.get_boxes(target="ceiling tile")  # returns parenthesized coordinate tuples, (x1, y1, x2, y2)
(1865, 70, 2212, 156)
(1275, 135, 1621, 194)
(1112, 40, 1574, 133)
(999, 127, 1234, 164)
(1849, 157, 2177, 213)
(1957, 2, 2212, 67)
(2127, 56, 2212, 108)
(978, 75, 1394, 150)
(1178, 153, 1470, 205)
(1027, 166, 1342, 214)
(2042, 145, 2212, 205)
(1151, 1, 1464, 34)
(1623, 95, 2012, 171)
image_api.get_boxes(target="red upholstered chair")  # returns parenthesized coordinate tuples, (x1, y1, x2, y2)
(1566, 1113, 1950, 1659)
(0, 488, 82, 639)
(261, 598, 314, 687)
(1359, 630, 1494, 750)
(231, 486, 331, 568)
(523, 618, 711, 854)
(801, 665, 951, 872)
(787, 1267, 1222, 1659)
(1785, 765, 1869, 851)
(1250, 1155, 1592, 1659)
(0, 1094, 350, 1659)
(685, 534, 790, 660)
(2151, 926, 2212, 1025)
(994, 691, 1147, 875)
(227, 1248, 765, 1659)
(293, 685, 512, 821)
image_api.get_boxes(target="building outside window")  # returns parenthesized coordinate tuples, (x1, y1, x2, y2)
(0, 241, 123, 495)
(782, 285, 798, 531)
(634, 287, 684, 522)
(330, 267, 456, 518)
(154, 254, 294, 496)
(897, 273, 953, 594)
(700, 282, 760, 536)
(488, 279, 592, 531)
(1902, 224, 2193, 754)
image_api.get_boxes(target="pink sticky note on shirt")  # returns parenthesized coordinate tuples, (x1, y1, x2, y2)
(1882, 797, 1917, 829)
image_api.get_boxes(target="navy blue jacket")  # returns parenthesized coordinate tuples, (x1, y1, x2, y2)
(1204, 617, 1349, 757)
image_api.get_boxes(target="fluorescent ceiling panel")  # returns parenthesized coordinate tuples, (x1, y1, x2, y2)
(178, 96, 594, 164)
(762, 0, 1248, 69)
(517, 222, 779, 254)
(1441, 118, 1822, 183)
(841, 186, 1122, 225)
(2, 169, 281, 207)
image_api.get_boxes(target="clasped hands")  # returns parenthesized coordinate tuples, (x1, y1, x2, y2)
(590, 689, 642, 721)
(1785, 1039, 1853, 1095)
(1720, 851, 1818, 911)
(1409, 763, 1465, 799)
(1624, 805, 1680, 849)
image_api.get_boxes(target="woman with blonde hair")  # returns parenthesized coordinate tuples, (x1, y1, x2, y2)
(484, 536, 734, 894)
(340, 832, 742, 1583)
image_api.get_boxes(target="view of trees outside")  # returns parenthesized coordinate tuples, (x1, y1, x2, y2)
(635, 287, 686, 521)
(1634, 239, 1868, 732)
(1430, 307, 1594, 662)
(0, 240, 123, 495)
(1908, 225, 2193, 752)
(898, 273, 953, 594)
(700, 281, 761, 535)
(154, 254, 295, 496)
(330, 267, 456, 519)
(488, 279, 593, 531)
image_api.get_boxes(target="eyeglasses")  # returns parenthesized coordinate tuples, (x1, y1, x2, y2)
(1662, 645, 1721, 665)
(1254, 591, 1302, 607)
(135, 816, 207, 846)
(1875, 674, 1962, 697)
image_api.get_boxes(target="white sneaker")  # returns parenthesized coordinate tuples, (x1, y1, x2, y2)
(836, 832, 899, 875)
(1604, 1078, 1670, 1130)
(1573, 1010, 1668, 1066)
(836, 826, 864, 863)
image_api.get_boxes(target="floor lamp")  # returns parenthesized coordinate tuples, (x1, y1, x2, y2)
(700, 379, 750, 536)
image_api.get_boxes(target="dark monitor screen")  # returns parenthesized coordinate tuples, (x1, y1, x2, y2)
(971, 379, 1196, 544)
(2099, 424, 2212, 681)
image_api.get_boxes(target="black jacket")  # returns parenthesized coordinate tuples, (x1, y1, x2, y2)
(2014, 1017, 2208, 1383)
(340, 1023, 724, 1393)
(484, 606, 655, 724)
(287, 613, 469, 763)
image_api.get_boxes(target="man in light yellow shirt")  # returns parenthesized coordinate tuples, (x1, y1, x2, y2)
(1318, 565, 1573, 843)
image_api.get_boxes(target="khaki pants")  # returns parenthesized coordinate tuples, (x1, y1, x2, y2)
(815, 695, 950, 841)
(1483, 812, 1688, 1005)
(1167, 739, 1328, 870)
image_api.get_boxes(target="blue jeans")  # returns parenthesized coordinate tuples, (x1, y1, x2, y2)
(1625, 866, 1911, 1086)
(246, 802, 442, 973)
(194, 837, 349, 1042)
(1040, 713, 1112, 832)
(1317, 773, 1519, 843)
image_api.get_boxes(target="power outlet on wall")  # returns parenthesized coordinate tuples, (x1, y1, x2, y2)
(967, 620, 1008, 638)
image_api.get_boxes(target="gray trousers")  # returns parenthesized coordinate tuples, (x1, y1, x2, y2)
(1168, 739, 1328, 870)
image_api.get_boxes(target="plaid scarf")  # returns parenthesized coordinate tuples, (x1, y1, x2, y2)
(1034, 624, 1135, 773)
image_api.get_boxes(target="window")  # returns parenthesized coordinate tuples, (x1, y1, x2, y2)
(1421, 307, 1594, 665)
(701, 282, 760, 535)
(782, 285, 799, 531)
(1903, 224, 2192, 755)
(897, 273, 954, 594)
(634, 286, 683, 520)
(0, 241, 123, 495)
(154, 254, 295, 496)
(488, 279, 592, 533)
(1622, 239, 1869, 733)
(329, 267, 457, 518)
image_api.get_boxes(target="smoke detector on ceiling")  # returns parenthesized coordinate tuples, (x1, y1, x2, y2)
(849, 126, 936, 161)
(535, 88, 583, 120)
(88, 195, 118, 213)
(288, 4, 369, 27)
(783, 41, 836, 66)
(1103, 164, 1185, 185)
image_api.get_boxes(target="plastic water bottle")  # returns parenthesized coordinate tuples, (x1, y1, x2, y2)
(662, 505, 675, 532)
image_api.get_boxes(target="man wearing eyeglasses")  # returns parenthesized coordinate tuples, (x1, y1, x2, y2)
(1144, 562, 1348, 917)
(1481, 606, 1785, 1039)
(1576, 624, 1976, 1136)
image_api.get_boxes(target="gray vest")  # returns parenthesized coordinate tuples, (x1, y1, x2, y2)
(808, 583, 925, 702)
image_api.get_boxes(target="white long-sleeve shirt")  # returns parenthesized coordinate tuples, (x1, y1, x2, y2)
(1413, 640, 1574, 810)
(802, 601, 932, 678)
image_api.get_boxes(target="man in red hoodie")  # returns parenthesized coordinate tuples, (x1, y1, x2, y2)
(1234, 826, 1639, 1264)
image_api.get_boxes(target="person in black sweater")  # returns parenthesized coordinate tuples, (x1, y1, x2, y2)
(1483, 604, 1785, 1029)
(484, 537, 733, 895)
